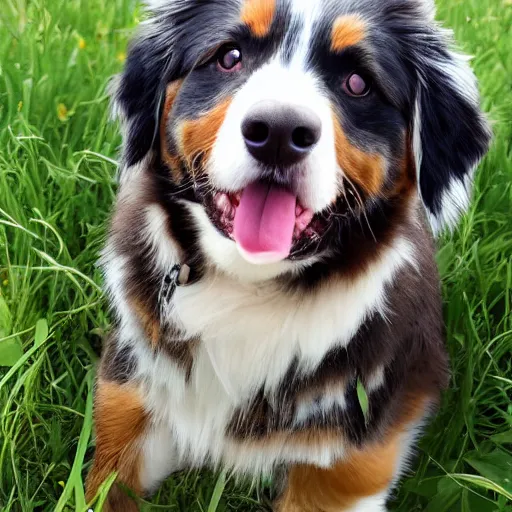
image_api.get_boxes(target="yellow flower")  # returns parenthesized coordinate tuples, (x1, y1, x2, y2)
(116, 52, 127, 63)
(17, 101, 23, 112)
(78, 37, 86, 50)
(57, 103, 68, 122)
(2, 280, 8, 286)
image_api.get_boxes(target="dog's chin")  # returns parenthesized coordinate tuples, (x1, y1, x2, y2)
(202, 183, 329, 265)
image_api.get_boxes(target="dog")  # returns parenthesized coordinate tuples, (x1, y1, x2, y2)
(85, 0, 491, 510)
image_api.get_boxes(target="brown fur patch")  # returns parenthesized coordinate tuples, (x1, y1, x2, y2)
(396, 392, 431, 426)
(159, 335, 198, 381)
(86, 380, 148, 511)
(161, 81, 183, 181)
(240, 0, 276, 38)
(333, 115, 384, 196)
(388, 133, 417, 198)
(277, 438, 397, 511)
(130, 298, 197, 378)
(331, 15, 366, 52)
(131, 298, 161, 348)
(276, 394, 429, 512)
(178, 98, 232, 170)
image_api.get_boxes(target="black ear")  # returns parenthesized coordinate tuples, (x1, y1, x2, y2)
(413, 44, 491, 233)
(111, 24, 178, 178)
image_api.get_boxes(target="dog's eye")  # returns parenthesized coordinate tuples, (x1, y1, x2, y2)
(217, 45, 242, 72)
(343, 72, 371, 97)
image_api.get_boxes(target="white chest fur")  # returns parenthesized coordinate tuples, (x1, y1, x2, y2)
(103, 203, 417, 474)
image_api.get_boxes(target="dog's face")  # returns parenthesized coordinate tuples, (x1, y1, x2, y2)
(116, 0, 490, 270)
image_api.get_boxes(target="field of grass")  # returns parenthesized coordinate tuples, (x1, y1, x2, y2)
(0, 0, 511, 510)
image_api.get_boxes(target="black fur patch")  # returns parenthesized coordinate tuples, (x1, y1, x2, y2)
(416, 60, 491, 220)
(100, 334, 138, 384)
(117, 36, 169, 167)
(369, 0, 491, 225)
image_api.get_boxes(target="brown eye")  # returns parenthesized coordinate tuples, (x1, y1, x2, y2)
(343, 72, 371, 97)
(217, 45, 242, 72)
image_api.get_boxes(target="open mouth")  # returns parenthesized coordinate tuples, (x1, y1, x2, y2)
(206, 181, 325, 264)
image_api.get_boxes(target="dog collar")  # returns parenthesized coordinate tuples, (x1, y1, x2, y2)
(160, 263, 191, 306)
(169, 263, 190, 286)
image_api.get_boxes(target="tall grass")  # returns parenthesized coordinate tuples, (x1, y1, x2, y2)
(0, 0, 511, 510)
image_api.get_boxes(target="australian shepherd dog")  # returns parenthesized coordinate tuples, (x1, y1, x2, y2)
(85, 0, 491, 510)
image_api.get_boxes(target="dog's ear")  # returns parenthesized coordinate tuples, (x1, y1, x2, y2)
(110, 25, 178, 180)
(412, 39, 491, 233)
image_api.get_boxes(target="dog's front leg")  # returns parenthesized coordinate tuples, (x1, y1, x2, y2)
(275, 451, 392, 512)
(274, 421, 424, 512)
(85, 378, 180, 511)
(85, 378, 146, 511)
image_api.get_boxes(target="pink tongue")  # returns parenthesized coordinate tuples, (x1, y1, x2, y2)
(234, 182, 297, 264)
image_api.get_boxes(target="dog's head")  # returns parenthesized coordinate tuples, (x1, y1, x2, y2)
(114, 0, 490, 275)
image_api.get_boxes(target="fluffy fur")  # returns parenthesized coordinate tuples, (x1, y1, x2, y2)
(86, 0, 491, 510)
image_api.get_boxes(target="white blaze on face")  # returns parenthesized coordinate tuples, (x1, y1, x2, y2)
(287, 0, 323, 67)
(209, 6, 338, 214)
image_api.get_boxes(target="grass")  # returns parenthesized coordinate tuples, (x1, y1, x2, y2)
(0, 0, 511, 510)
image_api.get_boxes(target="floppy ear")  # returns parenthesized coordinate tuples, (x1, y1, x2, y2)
(110, 24, 178, 180)
(413, 42, 491, 233)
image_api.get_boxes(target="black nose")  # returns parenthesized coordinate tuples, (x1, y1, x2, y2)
(241, 100, 322, 167)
